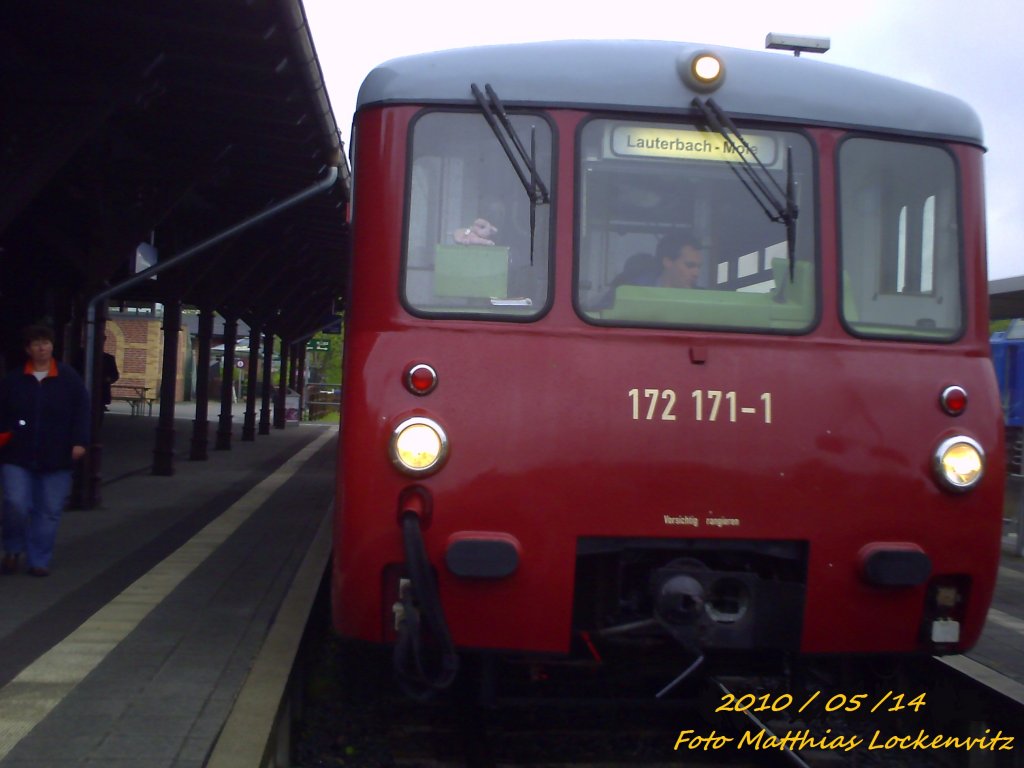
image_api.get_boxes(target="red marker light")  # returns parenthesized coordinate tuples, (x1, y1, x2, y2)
(405, 363, 438, 395)
(940, 385, 967, 416)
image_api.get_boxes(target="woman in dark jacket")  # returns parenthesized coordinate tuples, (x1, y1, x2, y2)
(0, 325, 89, 576)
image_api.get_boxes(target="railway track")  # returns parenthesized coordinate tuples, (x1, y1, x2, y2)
(292, 629, 1024, 768)
(704, 655, 1024, 768)
(291, 630, 994, 768)
(202, 543, 1022, 768)
(293, 635, 771, 767)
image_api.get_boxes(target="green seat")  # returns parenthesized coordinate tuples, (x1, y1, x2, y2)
(600, 257, 814, 330)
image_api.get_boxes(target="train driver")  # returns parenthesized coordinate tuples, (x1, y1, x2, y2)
(613, 232, 705, 290)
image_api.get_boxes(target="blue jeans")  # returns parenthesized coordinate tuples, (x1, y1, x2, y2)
(1, 464, 72, 570)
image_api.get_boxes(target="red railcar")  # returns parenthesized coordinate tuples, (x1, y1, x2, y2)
(334, 40, 1003, 694)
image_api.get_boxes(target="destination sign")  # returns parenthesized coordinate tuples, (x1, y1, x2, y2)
(610, 125, 778, 166)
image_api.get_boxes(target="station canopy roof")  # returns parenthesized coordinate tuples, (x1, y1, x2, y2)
(0, 0, 350, 356)
(4, 5, 1018, 348)
(989, 275, 1024, 321)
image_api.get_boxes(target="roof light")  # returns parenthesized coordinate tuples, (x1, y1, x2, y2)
(693, 55, 722, 83)
(680, 50, 725, 93)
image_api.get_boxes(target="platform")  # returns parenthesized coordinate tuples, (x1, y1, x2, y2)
(969, 474, 1024, 686)
(0, 403, 337, 767)
(0, 404, 1022, 766)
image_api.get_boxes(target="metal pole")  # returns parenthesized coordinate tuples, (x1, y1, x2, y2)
(215, 317, 237, 450)
(259, 334, 274, 435)
(152, 300, 182, 476)
(189, 307, 214, 460)
(274, 338, 291, 430)
(242, 326, 261, 441)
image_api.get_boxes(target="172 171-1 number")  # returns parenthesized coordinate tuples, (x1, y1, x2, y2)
(628, 388, 772, 424)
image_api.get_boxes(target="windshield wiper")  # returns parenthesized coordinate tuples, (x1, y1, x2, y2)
(471, 83, 550, 264)
(691, 97, 799, 282)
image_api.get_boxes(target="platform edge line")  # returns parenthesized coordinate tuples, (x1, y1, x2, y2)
(0, 429, 336, 762)
(938, 654, 1024, 706)
(205, 504, 333, 768)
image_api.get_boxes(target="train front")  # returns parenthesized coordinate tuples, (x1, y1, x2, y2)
(334, 42, 1004, 690)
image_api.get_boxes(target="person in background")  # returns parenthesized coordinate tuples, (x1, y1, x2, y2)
(102, 349, 119, 411)
(0, 325, 89, 576)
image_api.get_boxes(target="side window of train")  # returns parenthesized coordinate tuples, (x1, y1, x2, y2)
(575, 118, 817, 333)
(403, 111, 553, 319)
(838, 138, 962, 340)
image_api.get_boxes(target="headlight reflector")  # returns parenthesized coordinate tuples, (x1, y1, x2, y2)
(933, 436, 984, 492)
(391, 417, 448, 475)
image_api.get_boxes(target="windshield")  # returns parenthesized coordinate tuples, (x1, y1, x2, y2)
(838, 138, 962, 340)
(403, 111, 552, 318)
(576, 118, 816, 332)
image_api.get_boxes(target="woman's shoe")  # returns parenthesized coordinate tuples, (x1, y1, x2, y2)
(1, 554, 20, 575)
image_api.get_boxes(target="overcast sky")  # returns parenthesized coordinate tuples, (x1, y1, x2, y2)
(303, 0, 1023, 280)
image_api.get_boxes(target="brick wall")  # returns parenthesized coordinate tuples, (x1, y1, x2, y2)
(105, 315, 187, 402)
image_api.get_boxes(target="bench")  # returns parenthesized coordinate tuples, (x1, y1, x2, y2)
(110, 384, 156, 416)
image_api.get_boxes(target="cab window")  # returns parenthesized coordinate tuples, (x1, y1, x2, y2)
(404, 111, 552, 318)
(838, 138, 962, 340)
(576, 118, 816, 333)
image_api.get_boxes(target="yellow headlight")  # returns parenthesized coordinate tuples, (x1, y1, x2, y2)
(933, 436, 984, 492)
(390, 417, 448, 475)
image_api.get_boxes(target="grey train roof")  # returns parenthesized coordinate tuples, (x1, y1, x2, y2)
(357, 40, 984, 147)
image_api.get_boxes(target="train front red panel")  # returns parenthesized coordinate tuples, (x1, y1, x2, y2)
(332, 104, 1002, 658)
(335, 325, 1002, 654)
